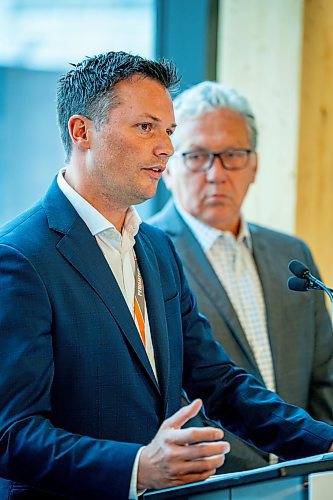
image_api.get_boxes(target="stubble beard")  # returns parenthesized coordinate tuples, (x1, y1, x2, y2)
(96, 162, 159, 211)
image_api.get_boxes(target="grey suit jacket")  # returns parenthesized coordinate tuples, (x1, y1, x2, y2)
(149, 201, 333, 472)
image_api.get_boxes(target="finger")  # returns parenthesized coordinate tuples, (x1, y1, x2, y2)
(162, 399, 203, 430)
(168, 440, 230, 464)
(168, 453, 226, 480)
(182, 440, 230, 461)
(169, 469, 216, 487)
(183, 453, 226, 474)
(166, 426, 224, 445)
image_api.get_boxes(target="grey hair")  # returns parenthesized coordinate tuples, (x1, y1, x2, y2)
(171, 81, 257, 150)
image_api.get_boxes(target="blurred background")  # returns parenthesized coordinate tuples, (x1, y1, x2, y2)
(0, 0, 332, 285)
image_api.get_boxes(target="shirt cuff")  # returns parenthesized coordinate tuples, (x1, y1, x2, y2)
(129, 446, 146, 499)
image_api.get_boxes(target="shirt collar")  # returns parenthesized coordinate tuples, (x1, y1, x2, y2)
(174, 199, 252, 253)
(57, 168, 141, 240)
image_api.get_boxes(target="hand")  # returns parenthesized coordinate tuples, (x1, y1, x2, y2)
(329, 443, 333, 453)
(137, 399, 230, 491)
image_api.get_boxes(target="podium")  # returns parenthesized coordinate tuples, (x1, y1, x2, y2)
(143, 452, 333, 499)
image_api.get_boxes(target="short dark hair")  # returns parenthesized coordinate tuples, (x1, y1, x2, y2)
(56, 51, 180, 162)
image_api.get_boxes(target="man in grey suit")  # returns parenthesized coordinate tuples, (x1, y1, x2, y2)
(149, 81, 333, 473)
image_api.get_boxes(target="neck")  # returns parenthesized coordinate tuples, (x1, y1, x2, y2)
(214, 218, 241, 237)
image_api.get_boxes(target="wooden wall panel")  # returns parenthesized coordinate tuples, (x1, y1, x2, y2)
(297, 0, 333, 285)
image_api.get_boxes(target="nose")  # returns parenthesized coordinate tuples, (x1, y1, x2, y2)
(206, 155, 228, 183)
(154, 131, 174, 159)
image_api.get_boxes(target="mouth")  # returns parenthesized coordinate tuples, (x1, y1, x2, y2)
(208, 193, 227, 198)
(142, 165, 165, 180)
(206, 193, 229, 203)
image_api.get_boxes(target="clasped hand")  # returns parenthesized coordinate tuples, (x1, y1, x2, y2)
(138, 399, 230, 491)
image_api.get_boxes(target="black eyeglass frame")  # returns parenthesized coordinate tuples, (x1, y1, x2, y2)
(180, 148, 256, 172)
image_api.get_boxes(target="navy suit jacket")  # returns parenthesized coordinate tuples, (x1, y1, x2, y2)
(0, 180, 332, 499)
(149, 201, 333, 472)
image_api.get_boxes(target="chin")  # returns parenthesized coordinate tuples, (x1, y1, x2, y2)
(145, 186, 159, 200)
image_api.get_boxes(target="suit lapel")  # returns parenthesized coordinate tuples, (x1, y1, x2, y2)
(250, 225, 285, 385)
(43, 180, 159, 392)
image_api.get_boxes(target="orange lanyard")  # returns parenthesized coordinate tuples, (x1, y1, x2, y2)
(133, 253, 146, 347)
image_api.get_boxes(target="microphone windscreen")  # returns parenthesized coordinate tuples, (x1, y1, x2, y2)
(288, 259, 310, 278)
(288, 276, 309, 292)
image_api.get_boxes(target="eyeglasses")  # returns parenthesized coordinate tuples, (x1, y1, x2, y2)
(180, 148, 255, 172)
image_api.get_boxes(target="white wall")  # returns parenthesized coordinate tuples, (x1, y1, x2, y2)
(217, 0, 303, 234)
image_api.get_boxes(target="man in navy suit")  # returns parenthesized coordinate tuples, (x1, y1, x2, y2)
(0, 52, 332, 499)
(149, 81, 333, 472)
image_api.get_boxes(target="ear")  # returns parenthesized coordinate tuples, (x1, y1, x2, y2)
(68, 115, 93, 152)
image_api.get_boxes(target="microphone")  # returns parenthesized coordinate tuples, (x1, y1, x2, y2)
(288, 259, 310, 279)
(288, 260, 333, 326)
(288, 276, 312, 292)
(288, 276, 331, 292)
(288, 259, 333, 294)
